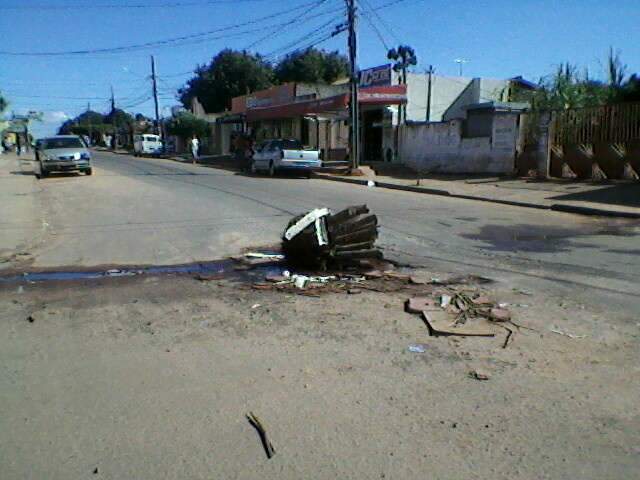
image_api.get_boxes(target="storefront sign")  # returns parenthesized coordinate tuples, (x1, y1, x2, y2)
(359, 64, 392, 87)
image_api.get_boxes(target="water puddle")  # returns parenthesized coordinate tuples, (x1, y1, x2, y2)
(461, 222, 639, 253)
(0, 258, 285, 285)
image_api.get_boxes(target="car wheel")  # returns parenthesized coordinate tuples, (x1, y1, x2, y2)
(86, 168, 93, 176)
(250, 161, 258, 175)
(40, 164, 48, 178)
(268, 161, 275, 177)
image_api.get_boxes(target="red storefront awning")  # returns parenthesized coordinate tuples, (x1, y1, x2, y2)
(246, 85, 407, 122)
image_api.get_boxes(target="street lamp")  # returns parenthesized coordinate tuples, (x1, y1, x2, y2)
(454, 58, 469, 77)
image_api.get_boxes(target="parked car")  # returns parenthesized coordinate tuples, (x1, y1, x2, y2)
(250, 139, 321, 177)
(133, 134, 163, 156)
(35, 135, 92, 178)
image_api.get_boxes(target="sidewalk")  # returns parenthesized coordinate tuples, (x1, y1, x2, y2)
(313, 169, 640, 219)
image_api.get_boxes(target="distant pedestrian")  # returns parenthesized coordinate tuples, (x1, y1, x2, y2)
(190, 136, 200, 164)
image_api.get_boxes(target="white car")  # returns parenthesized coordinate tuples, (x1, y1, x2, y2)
(250, 139, 321, 178)
(133, 134, 163, 156)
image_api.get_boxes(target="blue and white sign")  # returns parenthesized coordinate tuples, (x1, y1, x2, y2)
(359, 64, 392, 87)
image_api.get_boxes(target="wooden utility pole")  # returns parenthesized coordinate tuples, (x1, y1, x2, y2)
(110, 86, 117, 149)
(346, 0, 359, 169)
(151, 55, 161, 136)
(425, 65, 434, 122)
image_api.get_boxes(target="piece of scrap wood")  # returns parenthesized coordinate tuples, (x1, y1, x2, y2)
(247, 412, 276, 459)
(422, 311, 496, 337)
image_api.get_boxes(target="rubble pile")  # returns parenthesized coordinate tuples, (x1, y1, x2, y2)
(282, 205, 380, 269)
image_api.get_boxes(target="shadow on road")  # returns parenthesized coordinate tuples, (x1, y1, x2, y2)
(549, 183, 640, 208)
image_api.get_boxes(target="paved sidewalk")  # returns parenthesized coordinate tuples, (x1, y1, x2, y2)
(313, 170, 640, 219)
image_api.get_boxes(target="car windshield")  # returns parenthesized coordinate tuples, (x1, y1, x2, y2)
(144, 136, 159, 142)
(273, 140, 302, 150)
(43, 138, 84, 149)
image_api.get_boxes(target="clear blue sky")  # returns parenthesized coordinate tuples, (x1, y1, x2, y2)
(1, 0, 638, 137)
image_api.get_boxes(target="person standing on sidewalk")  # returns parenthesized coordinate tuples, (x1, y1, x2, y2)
(190, 135, 200, 164)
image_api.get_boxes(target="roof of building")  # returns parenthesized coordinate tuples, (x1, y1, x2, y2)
(465, 101, 530, 112)
(510, 76, 539, 90)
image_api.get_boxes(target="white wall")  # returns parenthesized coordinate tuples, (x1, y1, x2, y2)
(402, 73, 511, 122)
(399, 113, 519, 174)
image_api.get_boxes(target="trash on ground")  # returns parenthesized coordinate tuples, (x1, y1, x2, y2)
(27, 315, 35, 323)
(487, 308, 512, 322)
(406, 297, 439, 314)
(550, 328, 587, 339)
(422, 311, 497, 337)
(251, 304, 261, 309)
(245, 252, 285, 260)
(469, 370, 490, 381)
(408, 344, 427, 353)
(282, 205, 381, 268)
(440, 294, 452, 308)
(247, 412, 276, 459)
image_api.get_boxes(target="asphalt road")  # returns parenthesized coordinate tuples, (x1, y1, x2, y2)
(4, 150, 640, 315)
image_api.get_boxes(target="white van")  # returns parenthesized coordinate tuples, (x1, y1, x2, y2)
(133, 134, 163, 156)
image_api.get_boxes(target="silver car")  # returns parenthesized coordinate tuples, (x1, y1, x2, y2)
(36, 135, 92, 178)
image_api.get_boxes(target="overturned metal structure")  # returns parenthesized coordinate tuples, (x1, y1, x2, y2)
(282, 205, 380, 268)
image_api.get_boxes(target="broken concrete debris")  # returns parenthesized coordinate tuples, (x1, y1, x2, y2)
(469, 370, 490, 381)
(282, 205, 381, 268)
(402, 288, 519, 341)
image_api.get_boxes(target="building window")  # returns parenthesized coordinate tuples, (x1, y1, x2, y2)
(464, 111, 493, 138)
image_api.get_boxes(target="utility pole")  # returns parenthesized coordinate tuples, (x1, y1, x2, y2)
(425, 65, 434, 122)
(110, 86, 117, 149)
(151, 55, 161, 136)
(346, 0, 359, 170)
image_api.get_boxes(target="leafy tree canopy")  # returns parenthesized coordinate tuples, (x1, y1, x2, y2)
(178, 48, 350, 112)
(275, 49, 349, 84)
(179, 49, 274, 113)
(165, 111, 209, 139)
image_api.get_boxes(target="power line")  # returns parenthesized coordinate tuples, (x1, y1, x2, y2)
(359, 4, 390, 50)
(243, 0, 340, 50)
(358, 0, 402, 44)
(262, 18, 346, 61)
(0, 0, 273, 10)
(0, 0, 326, 56)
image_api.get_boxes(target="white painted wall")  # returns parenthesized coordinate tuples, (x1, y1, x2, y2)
(401, 73, 511, 122)
(399, 113, 519, 174)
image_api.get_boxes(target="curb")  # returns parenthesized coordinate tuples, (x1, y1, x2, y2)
(313, 173, 639, 219)
(375, 181, 450, 197)
(550, 204, 640, 219)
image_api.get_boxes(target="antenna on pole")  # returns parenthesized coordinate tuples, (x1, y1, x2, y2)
(454, 58, 469, 77)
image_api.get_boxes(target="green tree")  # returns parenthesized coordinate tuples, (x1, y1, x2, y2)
(387, 45, 417, 84)
(179, 49, 274, 113)
(275, 48, 349, 84)
(0, 92, 8, 114)
(165, 112, 209, 140)
(614, 74, 640, 102)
